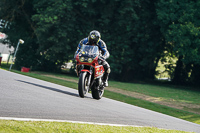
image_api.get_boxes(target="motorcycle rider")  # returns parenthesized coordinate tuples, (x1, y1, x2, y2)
(75, 30, 110, 87)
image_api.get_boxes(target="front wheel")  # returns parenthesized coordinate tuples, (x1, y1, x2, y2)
(91, 84, 104, 100)
(78, 72, 88, 98)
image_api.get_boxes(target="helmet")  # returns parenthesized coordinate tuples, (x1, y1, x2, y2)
(88, 30, 101, 45)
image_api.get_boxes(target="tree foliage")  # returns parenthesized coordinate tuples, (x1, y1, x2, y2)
(156, 0, 200, 85)
(0, 0, 200, 86)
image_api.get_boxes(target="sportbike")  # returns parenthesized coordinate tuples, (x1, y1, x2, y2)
(75, 44, 105, 100)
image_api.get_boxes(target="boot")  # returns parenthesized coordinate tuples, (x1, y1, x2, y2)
(104, 80, 108, 87)
(103, 73, 109, 87)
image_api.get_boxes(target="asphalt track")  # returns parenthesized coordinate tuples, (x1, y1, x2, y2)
(0, 69, 200, 132)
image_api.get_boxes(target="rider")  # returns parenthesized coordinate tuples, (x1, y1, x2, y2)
(75, 30, 110, 87)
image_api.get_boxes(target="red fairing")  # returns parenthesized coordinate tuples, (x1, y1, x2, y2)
(76, 54, 80, 62)
(76, 55, 98, 67)
(94, 65, 104, 78)
(76, 55, 104, 78)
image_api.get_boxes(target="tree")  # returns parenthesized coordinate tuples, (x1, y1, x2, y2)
(156, 0, 200, 85)
(0, 0, 166, 81)
(32, 0, 76, 71)
(1, 0, 199, 85)
(0, 0, 40, 70)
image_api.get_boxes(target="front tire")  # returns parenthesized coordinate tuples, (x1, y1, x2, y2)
(78, 72, 88, 98)
(91, 83, 104, 100)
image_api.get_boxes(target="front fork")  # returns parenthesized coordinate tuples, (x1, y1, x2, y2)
(77, 65, 93, 87)
(87, 66, 94, 86)
(87, 73, 92, 86)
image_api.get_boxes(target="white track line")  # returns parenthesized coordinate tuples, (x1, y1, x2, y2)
(0, 117, 144, 127)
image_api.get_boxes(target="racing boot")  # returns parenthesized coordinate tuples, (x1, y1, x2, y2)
(104, 79, 108, 87)
(103, 72, 109, 87)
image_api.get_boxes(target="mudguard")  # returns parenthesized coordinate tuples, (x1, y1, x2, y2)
(81, 69, 92, 75)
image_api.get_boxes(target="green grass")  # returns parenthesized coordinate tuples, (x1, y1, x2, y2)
(0, 120, 191, 133)
(109, 81, 200, 104)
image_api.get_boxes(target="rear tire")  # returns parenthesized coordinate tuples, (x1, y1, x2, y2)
(78, 72, 88, 98)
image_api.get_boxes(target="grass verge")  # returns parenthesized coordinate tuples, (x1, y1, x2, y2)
(0, 120, 191, 133)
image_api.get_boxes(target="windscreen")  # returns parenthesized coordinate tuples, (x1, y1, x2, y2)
(80, 45, 99, 55)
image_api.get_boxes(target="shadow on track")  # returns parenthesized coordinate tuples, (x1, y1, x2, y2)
(16, 80, 80, 97)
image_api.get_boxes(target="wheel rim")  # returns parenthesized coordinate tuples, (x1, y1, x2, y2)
(84, 77, 88, 94)
(98, 88, 104, 97)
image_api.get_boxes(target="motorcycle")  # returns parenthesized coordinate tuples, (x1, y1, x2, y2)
(75, 44, 105, 99)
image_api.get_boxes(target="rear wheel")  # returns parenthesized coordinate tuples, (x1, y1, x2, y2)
(78, 72, 88, 98)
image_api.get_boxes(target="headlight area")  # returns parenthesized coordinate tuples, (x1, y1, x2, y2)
(88, 58, 93, 63)
(79, 57, 94, 63)
(80, 57, 85, 62)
